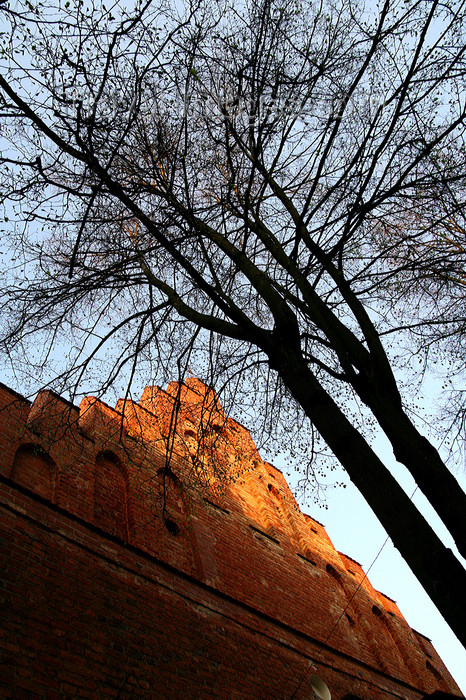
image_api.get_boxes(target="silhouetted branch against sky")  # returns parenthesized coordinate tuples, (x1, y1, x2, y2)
(1, 0, 466, 644)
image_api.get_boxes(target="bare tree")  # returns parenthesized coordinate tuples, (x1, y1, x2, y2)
(1, 0, 466, 643)
(370, 144, 466, 458)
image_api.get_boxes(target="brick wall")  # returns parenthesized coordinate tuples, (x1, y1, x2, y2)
(0, 379, 462, 699)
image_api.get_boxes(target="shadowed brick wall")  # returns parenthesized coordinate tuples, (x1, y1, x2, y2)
(0, 379, 462, 699)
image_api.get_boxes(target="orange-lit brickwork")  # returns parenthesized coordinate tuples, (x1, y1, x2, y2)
(0, 378, 462, 699)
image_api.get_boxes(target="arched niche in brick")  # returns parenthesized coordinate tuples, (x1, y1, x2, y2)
(267, 480, 312, 554)
(156, 467, 186, 535)
(267, 481, 289, 529)
(156, 466, 215, 582)
(94, 451, 129, 540)
(11, 443, 56, 500)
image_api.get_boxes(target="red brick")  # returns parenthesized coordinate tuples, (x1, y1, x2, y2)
(0, 381, 461, 699)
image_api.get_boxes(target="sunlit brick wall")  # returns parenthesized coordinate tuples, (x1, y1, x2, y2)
(0, 380, 461, 699)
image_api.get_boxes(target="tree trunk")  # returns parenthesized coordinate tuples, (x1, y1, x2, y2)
(267, 341, 466, 648)
(359, 386, 466, 561)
